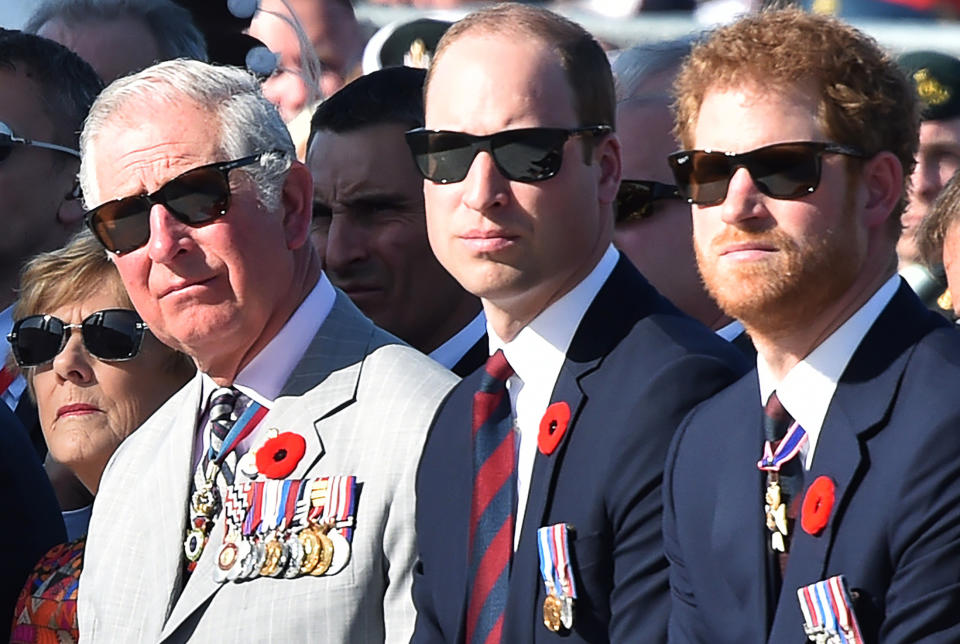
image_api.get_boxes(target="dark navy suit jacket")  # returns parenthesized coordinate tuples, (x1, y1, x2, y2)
(0, 399, 65, 630)
(413, 256, 749, 643)
(664, 281, 960, 643)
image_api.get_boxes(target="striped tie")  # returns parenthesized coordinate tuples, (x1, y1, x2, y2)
(466, 350, 516, 644)
(205, 386, 239, 485)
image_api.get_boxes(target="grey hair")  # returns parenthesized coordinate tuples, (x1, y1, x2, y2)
(80, 59, 295, 210)
(612, 35, 699, 104)
(24, 0, 208, 64)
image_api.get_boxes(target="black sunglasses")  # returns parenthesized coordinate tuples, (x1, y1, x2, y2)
(84, 152, 278, 255)
(7, 309, 148, 368)
(615, 180, 683, 223)
(405, 125, 612, 184)
(0, 119, 80, 164)
(667, 141, 867, 207)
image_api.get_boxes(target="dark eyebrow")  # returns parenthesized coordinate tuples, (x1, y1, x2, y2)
(339, 192, 414, 211)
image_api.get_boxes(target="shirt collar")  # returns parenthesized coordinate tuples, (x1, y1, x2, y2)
(715, 319, 745, 342)
(757, 274, 900, 442)
(489, 245, 619, 385)
(221, 273, 336, 406)
(429, 310, 487, 369)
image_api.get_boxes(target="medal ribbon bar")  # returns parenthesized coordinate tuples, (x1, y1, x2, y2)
(797, 575, 865, 644)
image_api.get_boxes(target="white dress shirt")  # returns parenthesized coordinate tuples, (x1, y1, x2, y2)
(757, 275, 900, 469)
(429, 311, 486, 370)
(1, 304, 27, 411)
(488, 245, 619, 548)
(193, 273, 336, 466)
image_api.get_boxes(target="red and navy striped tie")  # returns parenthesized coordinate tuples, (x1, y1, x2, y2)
(466, 349, 516, 644)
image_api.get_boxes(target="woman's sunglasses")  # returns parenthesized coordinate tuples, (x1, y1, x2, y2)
(615, 180, 683, 223)
(405, 125, 611, 184)
(0, 120, 80, 163)
(667, 141, 867, 207)
(84, 151, 278, 255)
(7, 309, 148, 368)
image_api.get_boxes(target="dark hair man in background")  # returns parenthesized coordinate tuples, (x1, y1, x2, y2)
(897, 50, 960, 312)
(0, 29, 102, 476)
(307, 67, 485, 375)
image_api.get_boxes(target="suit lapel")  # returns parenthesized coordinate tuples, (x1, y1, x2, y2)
(160, 293, 376, 639)
(706, 379, 774, 633)
(151, 375, 206, 626)
(768, 283, 943, 642)
(505, 258, 665, 640)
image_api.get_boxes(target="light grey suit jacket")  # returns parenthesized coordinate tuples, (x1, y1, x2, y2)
(78, 293, 458, 643)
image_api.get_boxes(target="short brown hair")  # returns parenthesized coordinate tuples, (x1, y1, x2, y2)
(673, 9, 920, 228)
(918, 171, 960, 267)
(425, 3, 615, 130)
(14, 231, 128, 323)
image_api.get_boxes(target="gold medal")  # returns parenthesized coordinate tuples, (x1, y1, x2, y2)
(309, 527, 335, 576)
(543, 593, 563, 632)
(260, 538, 284, 576)
(298, 527, 321, 574)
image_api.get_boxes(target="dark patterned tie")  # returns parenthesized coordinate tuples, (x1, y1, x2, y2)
(466, 350, 516, 644)
(205, 386, 239, 485)
(763, 392, 804, 577)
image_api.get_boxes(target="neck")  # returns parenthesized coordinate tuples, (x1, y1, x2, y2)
(748, 262, 895, 381)
(484, 246, 608, 343)
(202, 249, 323, 386)
(414, 294, 482, 355)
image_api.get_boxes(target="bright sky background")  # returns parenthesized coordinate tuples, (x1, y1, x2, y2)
(0, 0, 30, 29)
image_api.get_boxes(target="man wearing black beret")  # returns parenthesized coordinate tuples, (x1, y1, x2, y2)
(897, 50, 960, 312)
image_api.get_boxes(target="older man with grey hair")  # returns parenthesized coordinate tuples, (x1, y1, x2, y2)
(76, 59, 457, 643)
(25, 0, 207, 82)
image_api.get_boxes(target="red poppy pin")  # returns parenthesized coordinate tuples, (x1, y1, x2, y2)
(538, 402, 571, 455)
(801, 475, 836, 536)
(255, 431, 307, 479)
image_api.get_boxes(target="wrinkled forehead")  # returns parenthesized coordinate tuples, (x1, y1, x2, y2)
(85, 98, 223, 203)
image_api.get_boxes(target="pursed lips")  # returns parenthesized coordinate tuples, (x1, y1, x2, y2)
(56, 402, 101, 419)
(158, 275, 215, 299)
(716, 240, 779, 260)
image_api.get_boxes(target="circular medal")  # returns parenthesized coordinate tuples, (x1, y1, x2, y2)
(284, 535, 304, 579)
(228, 540, 251, 581)
(184, 527, 206, 562)
(309, 528, 335, 576)
(298, 527, 321, 574)
(217, 541, 239, 571)
(543, 594, 563, 632)
(239, 539, 259, 580)
(325, 527, 350, 576)
(260, 538, 284, 576)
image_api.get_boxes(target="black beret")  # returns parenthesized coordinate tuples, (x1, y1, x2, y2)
(899, 50, 960, 121)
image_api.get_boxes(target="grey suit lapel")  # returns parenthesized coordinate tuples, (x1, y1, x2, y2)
(159, 293, 377, 639)
(150, 375, 206, 624)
